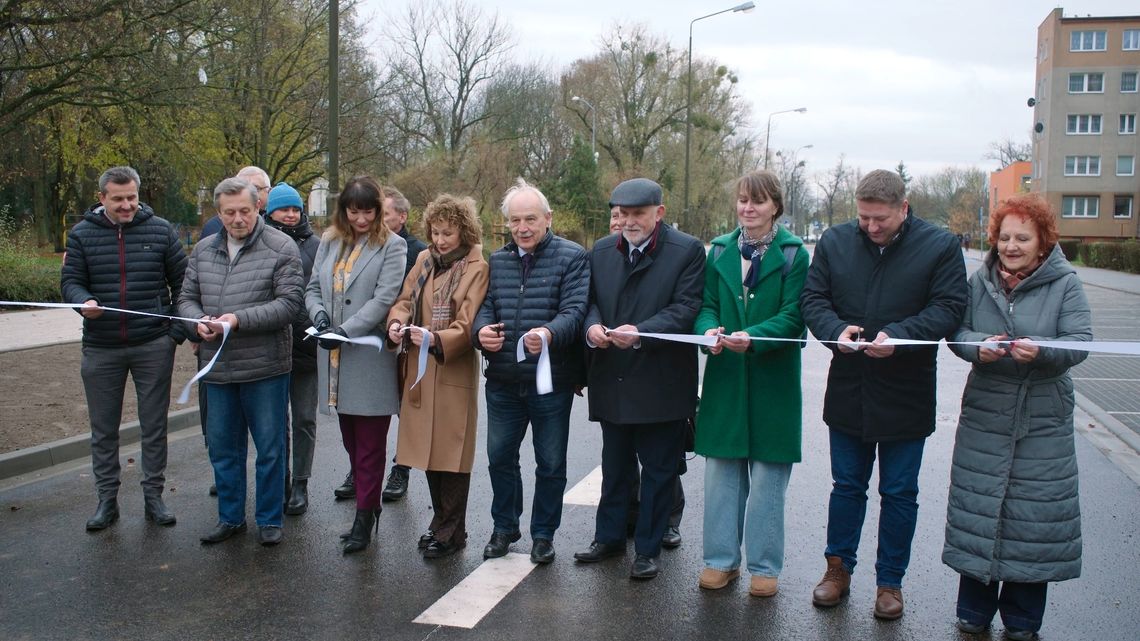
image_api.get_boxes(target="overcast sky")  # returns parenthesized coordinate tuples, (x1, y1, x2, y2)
(358, 1, 1138, 180)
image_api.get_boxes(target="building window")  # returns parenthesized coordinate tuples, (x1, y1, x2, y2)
(1062, 196, 1100, 218)
(1123, 72, 1138, 93)
(1070, 30, 1107, 51)
(1064, 155, 1101, 176)
(1066, 114, 1102, 134)
(1119, 156, 1136, 176)
(1123, 114, 1138, 134)
(1125, 30, 1140, 51)
(1115, 195, 1134, 218)
(1069, 72, 1104, 93)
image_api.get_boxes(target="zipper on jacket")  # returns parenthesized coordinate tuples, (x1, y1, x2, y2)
(514, 255, 528, 384)
(118, 226, 128, 343)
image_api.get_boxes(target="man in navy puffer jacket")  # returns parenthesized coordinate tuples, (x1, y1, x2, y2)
(61, 166, 187, 532)
(473, 177, 589, 565)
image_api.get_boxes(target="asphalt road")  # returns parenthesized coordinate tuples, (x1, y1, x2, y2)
(3, 334, 1139, 640)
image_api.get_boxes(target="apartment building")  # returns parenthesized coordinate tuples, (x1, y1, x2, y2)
(1031, 8, 1140, 240)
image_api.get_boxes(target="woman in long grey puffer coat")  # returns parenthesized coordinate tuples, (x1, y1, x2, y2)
(942, 194, 1092, 640)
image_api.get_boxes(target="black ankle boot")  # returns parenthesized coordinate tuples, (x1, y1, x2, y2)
(285, 479, 308, 515)
(342, 508, 380, 554)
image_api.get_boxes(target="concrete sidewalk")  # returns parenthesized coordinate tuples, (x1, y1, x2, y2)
(0, 307, 83, 353)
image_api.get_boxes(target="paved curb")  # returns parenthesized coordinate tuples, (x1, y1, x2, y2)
(0, 407, 200, 481)
(1076, 391, 1140, 454)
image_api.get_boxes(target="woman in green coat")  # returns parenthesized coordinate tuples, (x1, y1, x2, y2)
(693, 170, 809, 597)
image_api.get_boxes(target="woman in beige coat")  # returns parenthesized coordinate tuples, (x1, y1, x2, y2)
(386, 194, 489, 558)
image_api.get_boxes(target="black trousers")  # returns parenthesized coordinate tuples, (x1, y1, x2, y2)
(957, 574, 1047, 632)
(595, 419, 685, 557)
(425, 470, 471, 545)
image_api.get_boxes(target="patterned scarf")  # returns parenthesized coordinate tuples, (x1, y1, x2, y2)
(327, 239, 365, 408)
(408, 245, 468, 331)
(738, 227, 777, 289)
(997, 260, 1041, 296)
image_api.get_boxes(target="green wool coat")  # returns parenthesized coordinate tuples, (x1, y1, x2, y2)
(693, 226, 808, 462)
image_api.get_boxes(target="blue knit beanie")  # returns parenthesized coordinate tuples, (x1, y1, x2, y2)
(266, 182, 303, 216)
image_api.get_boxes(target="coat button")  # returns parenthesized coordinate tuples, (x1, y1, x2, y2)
(618, 377, 624, 382)
(749, 293, 754, 299)
(345, 299, 352, 305)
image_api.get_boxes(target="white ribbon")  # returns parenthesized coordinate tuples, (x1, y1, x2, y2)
(686, 329, 1139, 356)
(516, 330, 553, 395)
(303, 326, 386, 351)
(0, 300, 231, 403)
(398, 325, 432, 389)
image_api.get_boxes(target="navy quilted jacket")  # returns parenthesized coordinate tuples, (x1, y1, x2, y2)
(60, 203, 187, 347)
(473, 231, 589, 391)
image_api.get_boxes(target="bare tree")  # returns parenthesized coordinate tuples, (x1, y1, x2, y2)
(984, 137, 1031, 168)
(816, 155, 850, 228)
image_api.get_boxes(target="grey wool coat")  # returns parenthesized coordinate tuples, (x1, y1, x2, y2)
(306, 230, 407, 416)
(942, 244, 1092, 584)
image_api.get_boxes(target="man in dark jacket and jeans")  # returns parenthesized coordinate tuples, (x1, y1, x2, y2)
(474, 177, 589, 564)
(61, 166, 187, 531)
(800, 169, 967, 620)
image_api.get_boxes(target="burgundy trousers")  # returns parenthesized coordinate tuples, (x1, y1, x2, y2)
(338, 414, 391, 510)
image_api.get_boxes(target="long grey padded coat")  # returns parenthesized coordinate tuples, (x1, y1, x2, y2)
(942, 244, 1092, 584)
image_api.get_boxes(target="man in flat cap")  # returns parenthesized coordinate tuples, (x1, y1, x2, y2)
(574, 178, 705, 580)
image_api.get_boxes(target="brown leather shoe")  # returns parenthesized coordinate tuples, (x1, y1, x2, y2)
(873, 587, 904, 620)
(811, 556, 851, 607)
(698, 567, 739, 590)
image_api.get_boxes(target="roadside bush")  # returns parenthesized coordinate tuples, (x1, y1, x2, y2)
(0, 215, 61, 304)
(1081, 241, 1140, 274)
(1058, 239, 1080, 261)
(1078, 242, 1093, 265)
(1124, 242, 1140, 274)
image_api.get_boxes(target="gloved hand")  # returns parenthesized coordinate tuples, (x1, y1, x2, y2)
(313, 310, 331, 333)
(169, 319, 191, 344)
(318, 327, 347, 351)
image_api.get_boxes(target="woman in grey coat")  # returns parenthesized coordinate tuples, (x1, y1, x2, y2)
(306, 176, 406, 554)
(943, 193, 1092, 640)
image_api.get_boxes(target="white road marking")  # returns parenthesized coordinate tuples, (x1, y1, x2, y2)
(412, 466, 605, 629)
(413, 553, 537, 629)
(562, 465, 603, 506)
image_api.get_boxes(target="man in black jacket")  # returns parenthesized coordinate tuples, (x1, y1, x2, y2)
(473, 177, 589, 564)
(378, 185, 429, 502)
(800, 169, 967, 620)
(573, 178, 705, 580)
(61, 166, 187, 531)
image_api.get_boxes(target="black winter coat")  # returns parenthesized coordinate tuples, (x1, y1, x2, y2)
(398, 225, 429, 278)
(61, 203, 187, 347)
(264, 212, 320, 370)
(473, 230, 589, 392)
(585, 223, 705, 424)
(800, 213, 967, 442)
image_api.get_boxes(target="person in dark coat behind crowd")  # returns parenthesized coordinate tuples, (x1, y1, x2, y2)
(942, 194, 1091, 641)
(375, 185, 430, 503)
(263, 182, 321, 515)
(800, 169, 967, 620)
(61, 165, 187, 531)
(574, 177, 705, 581)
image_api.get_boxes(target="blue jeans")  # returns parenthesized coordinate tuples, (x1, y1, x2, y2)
(485, 383, 574, 541)
(825, 428, 925, 589)
(206, 374, 289, 528)
(703, 457, 793, 577)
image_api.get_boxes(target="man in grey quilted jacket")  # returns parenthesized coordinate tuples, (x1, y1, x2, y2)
(179, 177, 303, 547)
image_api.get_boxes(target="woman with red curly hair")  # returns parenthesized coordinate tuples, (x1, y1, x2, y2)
(942, 193, 1092, 640)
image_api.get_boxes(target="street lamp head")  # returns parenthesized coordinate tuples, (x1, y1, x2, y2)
(732, 1, 756, 12)
(571, 96, 581, 103)
(794, 107, 807, 113)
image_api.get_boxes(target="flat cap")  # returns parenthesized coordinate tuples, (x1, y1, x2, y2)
(609, 178, 663, 208)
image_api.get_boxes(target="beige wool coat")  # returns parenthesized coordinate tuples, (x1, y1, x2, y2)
(386, 245, 489, 473)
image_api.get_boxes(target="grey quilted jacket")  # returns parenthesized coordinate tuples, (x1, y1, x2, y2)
(942, 244, 1091, 583)
(179, 217, 304, 383)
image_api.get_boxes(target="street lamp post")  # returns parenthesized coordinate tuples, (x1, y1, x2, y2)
(571, 95, 598, 164)
(780, 144, 813, 236)
(684, 1, 755, 225)
(763, 107, 807, 170)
